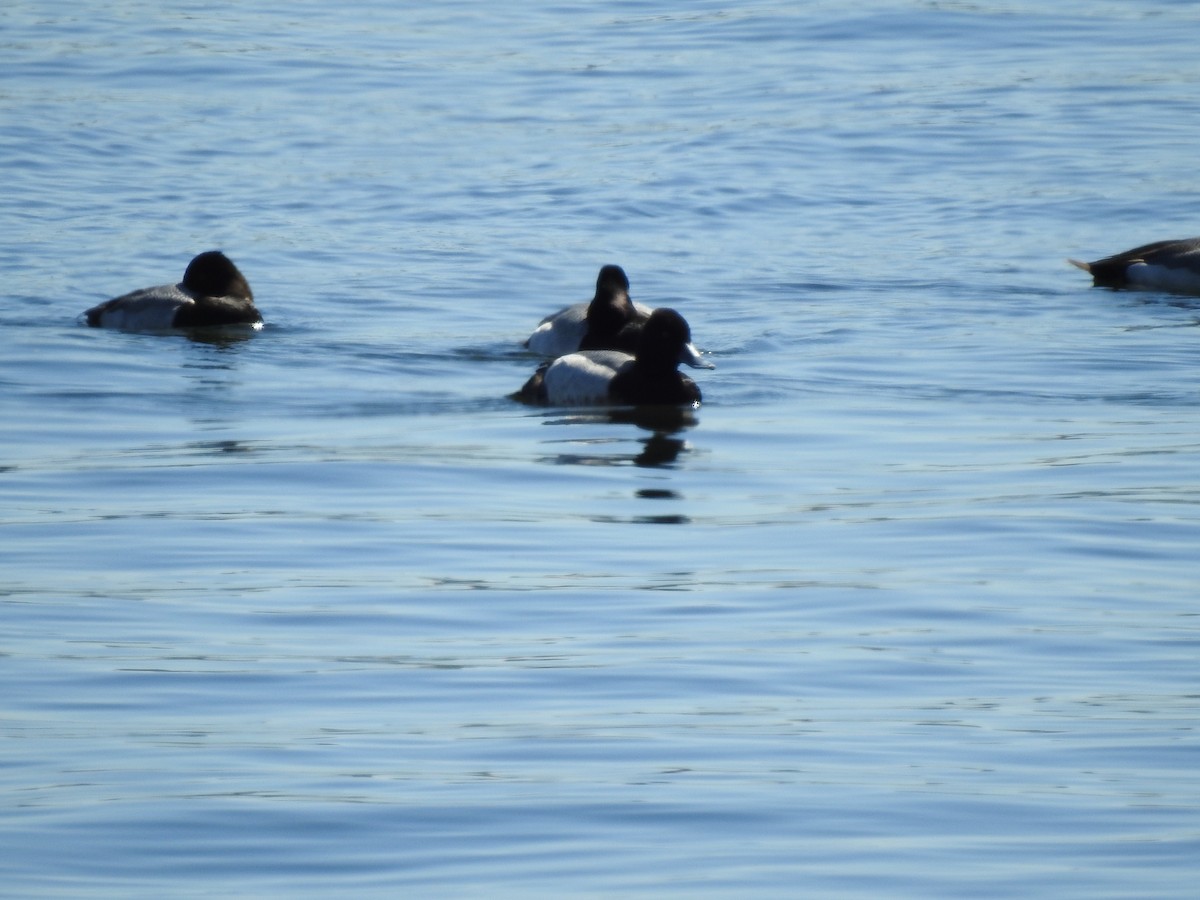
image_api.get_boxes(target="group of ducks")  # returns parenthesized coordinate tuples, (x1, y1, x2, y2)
(83, 252, 717, 407)
(83, 235, 1200, 407)
(516, 264, 714, 406)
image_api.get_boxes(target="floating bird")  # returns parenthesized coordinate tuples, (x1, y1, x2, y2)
(518, 308, 707, 407)
(84, 251, 261, 330)
(526, 264, 709, 367)
(1069, 237, 1200, 295)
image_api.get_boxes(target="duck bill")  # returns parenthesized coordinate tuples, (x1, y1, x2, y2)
(679, 342, 715, 369)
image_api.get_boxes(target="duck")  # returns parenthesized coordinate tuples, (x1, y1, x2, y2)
(1069, 237, 1200, 295)
(525, 264, 711, 367)
(84, 251, 262, 330)
(518, 308, 706, 407)
(525, 265, 645, 356)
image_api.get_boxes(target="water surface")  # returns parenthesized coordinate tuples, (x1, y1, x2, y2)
(3, 1, 1200, 896)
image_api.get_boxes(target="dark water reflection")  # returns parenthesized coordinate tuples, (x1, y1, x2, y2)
(537, 407, 697, 469)
(182, 324, 262, 348)
(532, 407, 698, 522)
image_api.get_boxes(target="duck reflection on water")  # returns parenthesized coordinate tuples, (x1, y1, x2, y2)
(535, 406, 697, 469)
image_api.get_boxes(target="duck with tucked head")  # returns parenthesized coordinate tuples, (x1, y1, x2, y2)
(518, 308, 709, 407)
(1069, 237, 1200, 295)
(84, 251, 262, 330)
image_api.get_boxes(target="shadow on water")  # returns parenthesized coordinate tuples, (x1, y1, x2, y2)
(535, 406, 698, 470)
(181, 324, 262, 348)
(543, 431, 690, 470)
(630, 485, 691, 525)
(533, 406, 699, 523)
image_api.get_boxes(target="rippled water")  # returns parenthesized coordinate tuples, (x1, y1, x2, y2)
(4, 1, 1200, 896)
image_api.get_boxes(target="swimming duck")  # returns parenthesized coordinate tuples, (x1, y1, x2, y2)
(1069, 237, 1200, 295)
(84, 251, 262, 330)
(519, 308, 706, 407)
(525, 264, 710, 367)
(525, 265, 645, 356)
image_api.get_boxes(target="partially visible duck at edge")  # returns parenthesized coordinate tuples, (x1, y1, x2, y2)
(1069, 237, 1200, 295)
(84, 250, 262, 330)
(518, 308, 706, 407)
(525, 264, 711, 368)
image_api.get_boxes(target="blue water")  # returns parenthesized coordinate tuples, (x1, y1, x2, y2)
(4, 1, 1200, 896)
